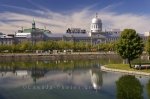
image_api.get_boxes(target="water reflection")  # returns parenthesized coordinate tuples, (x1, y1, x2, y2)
(0, 59, 150, 99)
(90, 68, 103, 90)
(146, 80, 150, 99)
(15, 70, 28, 76)
(116, 75, 143, 99)
(31, 64, 48, 83)
(0, 62, 104, 90)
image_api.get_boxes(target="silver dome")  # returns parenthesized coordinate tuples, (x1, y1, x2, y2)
(92, 17, 102, 24)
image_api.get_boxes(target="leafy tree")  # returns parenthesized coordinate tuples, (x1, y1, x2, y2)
(57, 41, 74, 51)
(116, 75, 143, 99)
(51, 41, 59, 50)
(74, 41, 86, 51)
(36, 41, 47, 51)
(85, 43, 91, 52)
(10, 44, 17, 53)
(57, 41, 65, 50)
(0, 45, 10, 52)
(146, 36, 150, 60)
(19, 41, 33, 52)
(97, 42, 116, 52)
(109, 42, 116, 51)
(116, 29, 144, 68)
(66, 41, 74, 50)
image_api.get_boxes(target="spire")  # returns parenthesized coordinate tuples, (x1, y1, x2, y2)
(32, 18, 36, 29)
(96, 13, 98, 18)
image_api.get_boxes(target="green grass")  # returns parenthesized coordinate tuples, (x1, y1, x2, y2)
(106, 64, 150, 73)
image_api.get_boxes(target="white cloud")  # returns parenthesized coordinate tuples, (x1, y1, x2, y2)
(0, 5, 150, 34)
(99, 12, 150, 33)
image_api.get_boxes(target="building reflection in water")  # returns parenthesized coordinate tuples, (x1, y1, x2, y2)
(90, 68, 103, 90)
(0, 63, 48, 84)
(0, 65, 17, 77)
(0, 61, 104, 90)
(30, 64, 48, 84)
(15, 70, 28, 77)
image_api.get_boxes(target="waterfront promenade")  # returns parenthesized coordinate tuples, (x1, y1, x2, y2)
(0, 52, 118, 60)
(101, 66, 150, 76)
(0, 52, 116, 56)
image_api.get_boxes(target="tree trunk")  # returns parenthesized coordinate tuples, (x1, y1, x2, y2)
(128, 58, 132, 68)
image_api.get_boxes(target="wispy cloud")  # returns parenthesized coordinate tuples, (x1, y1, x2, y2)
(0, 4, 150, 34)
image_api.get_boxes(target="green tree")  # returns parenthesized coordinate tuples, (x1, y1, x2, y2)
(86, 43, 92, 52)
(0, 45, 10, 52)
(74, 41, 86, 51)
(19, 41, 33, 52)
(57, 41, 74, 51)
(116, 75, 143, 99)
(146, 36, 150, 60)
(36, 41, 47, 51)
(56, 40, 65, 50)
(116, 29, 144, 68)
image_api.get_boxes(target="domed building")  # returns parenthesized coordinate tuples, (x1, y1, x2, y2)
(90, 13, 106, 44)
(91, 13, 102, 33)
(12, 14, 121, 46)
(90, 13, 121, 44)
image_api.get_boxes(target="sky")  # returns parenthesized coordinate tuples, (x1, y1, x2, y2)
(0, 0, 150, 34)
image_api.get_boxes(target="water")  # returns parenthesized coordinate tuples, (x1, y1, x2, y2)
(0, 58, 149, 99)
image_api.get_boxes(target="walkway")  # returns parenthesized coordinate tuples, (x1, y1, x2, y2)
(101, 66, 150, 76)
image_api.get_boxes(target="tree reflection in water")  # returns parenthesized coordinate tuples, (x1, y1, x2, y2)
(116, 75, 143, 99)
(90, 68, 103, 90)
(146, 80, 150, 99)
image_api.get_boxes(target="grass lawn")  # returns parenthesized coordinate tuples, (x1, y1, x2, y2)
(105, 64, 150, 73)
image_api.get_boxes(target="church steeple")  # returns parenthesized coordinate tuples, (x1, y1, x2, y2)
(32, 18, 36, 30)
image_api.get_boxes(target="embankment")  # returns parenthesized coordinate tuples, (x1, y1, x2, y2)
(0, 52, 119, 61)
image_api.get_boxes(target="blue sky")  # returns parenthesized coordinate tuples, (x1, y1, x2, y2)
(0, 0, 150, 34)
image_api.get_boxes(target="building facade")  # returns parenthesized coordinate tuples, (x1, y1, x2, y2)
(13, 14, 121, 45)
(0, 33, 14, 45)
(2, 14, 149, 45)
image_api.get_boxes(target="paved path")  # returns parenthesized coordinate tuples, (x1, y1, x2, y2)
(101, 65, 150, 76)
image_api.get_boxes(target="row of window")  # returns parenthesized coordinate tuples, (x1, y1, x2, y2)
(107, 37, 118, 41)
(91, 24, 101, 29)
(66, 29, 86, 33)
